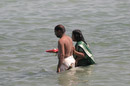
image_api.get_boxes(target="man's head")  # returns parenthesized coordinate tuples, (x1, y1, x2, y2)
(54, 24, 66, 38)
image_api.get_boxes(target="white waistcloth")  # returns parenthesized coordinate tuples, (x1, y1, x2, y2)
(60, 55, 75, 72)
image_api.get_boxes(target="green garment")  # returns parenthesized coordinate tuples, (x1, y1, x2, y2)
(74, 41, 96, 66)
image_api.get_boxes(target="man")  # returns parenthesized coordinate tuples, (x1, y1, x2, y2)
(54, 24, 75, 73)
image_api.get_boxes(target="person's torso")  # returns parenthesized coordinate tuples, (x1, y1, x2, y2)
(59, 35, 73, 58)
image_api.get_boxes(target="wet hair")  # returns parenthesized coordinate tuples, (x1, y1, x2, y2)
(54, 24, 66, 33)
(72, 29, 87, 45)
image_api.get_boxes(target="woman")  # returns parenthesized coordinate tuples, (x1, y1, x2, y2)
(72, 29, 96, 66)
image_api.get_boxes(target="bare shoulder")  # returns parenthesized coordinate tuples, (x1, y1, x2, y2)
(58, 37, 65, 45)
(64, 35, 72, 40)
(66, 35, 72, 42)
(58, 35, 72, 44)
(60, 35, 67, 41)
(58, 38, 62, 44)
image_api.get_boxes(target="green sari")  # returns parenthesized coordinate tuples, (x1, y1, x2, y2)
(74, 41, 96, 66)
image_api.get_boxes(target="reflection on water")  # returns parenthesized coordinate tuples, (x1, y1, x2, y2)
(0, 0, 130, 86)
(58, 65, 94, 86)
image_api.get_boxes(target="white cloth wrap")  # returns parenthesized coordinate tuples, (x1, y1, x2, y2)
(60, 55, 75, 72)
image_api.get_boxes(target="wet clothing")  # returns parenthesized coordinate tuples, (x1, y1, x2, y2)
(74, 41, 96, 66)
(60, 55, 75, 72)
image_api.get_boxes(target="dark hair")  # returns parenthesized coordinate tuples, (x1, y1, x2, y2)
(54, 24, 66, 33)
(72, 29, 87, 45)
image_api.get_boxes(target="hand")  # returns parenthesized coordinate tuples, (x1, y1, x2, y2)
(72, 46, 76, 54)
(75, 58, 82, 66)
(72, 46, 75, 50)
(75, 60, 78, 66)
(57, 68, 60, 73)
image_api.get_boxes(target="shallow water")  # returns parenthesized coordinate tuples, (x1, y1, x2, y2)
(0, 0, 130, 86)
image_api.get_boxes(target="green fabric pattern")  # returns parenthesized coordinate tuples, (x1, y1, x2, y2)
(75, 41, 96, 66)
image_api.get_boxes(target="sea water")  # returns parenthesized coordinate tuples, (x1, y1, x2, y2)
(0, 0, 130, 86)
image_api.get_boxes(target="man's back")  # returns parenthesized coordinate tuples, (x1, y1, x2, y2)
(58, 35, 73, 58)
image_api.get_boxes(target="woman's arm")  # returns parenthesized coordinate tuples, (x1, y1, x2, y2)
(73, 46, 85, 66)
(73, 46, 85, 58)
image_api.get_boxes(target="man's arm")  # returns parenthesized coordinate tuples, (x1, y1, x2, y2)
(57, 39, 65, 73)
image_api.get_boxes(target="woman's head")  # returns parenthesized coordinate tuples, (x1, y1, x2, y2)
(72, 29, 84, 42)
